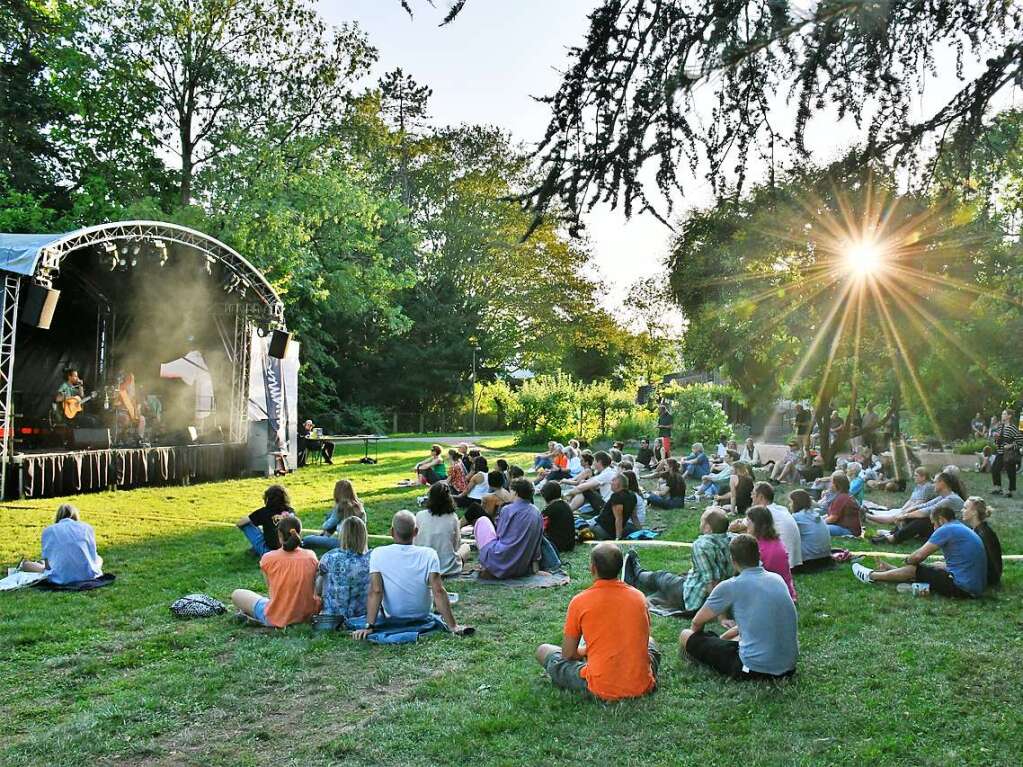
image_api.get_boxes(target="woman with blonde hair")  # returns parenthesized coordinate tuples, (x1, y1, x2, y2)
(962, 496, 1002, 588)
(19, 504, 104, 585)
(313, 516, 371, 631)
(303, 479, 366, 551)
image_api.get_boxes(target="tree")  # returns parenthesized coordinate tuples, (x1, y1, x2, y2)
(96, 0, 376, 204)
(396, 1, 469, 25)
(517, 1, 1023, 233)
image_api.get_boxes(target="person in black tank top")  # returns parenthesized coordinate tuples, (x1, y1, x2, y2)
(715, 461, 754, 515)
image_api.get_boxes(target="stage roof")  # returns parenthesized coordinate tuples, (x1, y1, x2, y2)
(0, 232, 74, 277)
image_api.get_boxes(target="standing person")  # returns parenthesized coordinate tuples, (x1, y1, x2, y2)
(991, 409, 1022, 498)
(237, 485, 294, 557)
(657, 402, 674, 459)
(232, 516, 320, 628)
(680, 534, 798, 681)
(852, 506, 987, 599)
(313, 517, 371, 631)
(539, 482, 576, 553)
(787, 490, 832, 573)
(303, 479, 366, 550)
(535, 543, 659, 701)
(478, 479, 545, 579)
(793, 403, 812, 449)
(647, 458, 687, 509)
(414, 483, 464, 577)
(623, 508, 732, 613)
(414, 445, 448, 486)
(18, 504, 104, 585)
(962, 496, 1002, 588)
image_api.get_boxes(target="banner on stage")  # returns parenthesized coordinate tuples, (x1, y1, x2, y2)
(248, 330, 299, 468)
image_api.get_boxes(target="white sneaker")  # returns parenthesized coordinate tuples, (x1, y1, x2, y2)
(852, 563, 875, 585)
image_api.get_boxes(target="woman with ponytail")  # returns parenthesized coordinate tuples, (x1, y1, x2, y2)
(232, 515, 320, 627)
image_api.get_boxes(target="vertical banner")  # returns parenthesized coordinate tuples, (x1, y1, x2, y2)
(249, 331, 300, 470)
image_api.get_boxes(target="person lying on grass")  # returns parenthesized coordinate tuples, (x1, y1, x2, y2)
(852, 505, 987, 599)
(233, 515, 320, 628)
(680, 534, 798, 681)
(868, 471, 965, 546)
(313, 516, 370, 632)
(536, 543, 660, 701)
(303, 479, 366, 551)
(478, 479, 545, 579)
(351, 510, 468, 639)
(19, 503, 104, 586)
(236, 484, 294, 558)
(622, 507, 732, 615)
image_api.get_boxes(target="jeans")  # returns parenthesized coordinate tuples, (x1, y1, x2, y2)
(539, 536, 563, 572)
(533, 456, 554, 470)
(992, 454, 1018, 492)
(592, 521, 637, 541)
(252, 597, 272, 626)
(890, 517, 933, 544)
(302, 534, 340, 551)
(544, 468, 571, 481)
(827, 524, 855, 537)
(647, 494, 686, 509)
(635, 569, 687, 609)
(240, 522, 271, 556)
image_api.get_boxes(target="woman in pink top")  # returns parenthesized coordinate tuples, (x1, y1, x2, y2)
(746, 506, 797, 602)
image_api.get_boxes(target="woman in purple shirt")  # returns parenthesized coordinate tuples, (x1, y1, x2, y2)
(478, 479, 544, 579)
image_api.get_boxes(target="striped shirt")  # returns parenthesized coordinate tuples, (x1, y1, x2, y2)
(994, 423, 1023, 455)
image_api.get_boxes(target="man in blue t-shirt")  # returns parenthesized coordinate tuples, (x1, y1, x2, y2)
(852, 506, 987, 598)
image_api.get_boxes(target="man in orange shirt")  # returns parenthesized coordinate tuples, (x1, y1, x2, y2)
(535, 543, 659, 701)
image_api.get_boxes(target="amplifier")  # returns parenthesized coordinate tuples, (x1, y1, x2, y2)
(71, 428, 112, 449)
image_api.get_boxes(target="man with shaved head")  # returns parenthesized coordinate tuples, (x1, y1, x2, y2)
(351, 510, 464, 640)
(536, 542, 659, 701)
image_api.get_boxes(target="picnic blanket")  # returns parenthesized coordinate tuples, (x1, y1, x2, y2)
(34, 573, 116, 591)
(0, 570, 47, 591)
(459, 570, 570, 588)
(646, 599, 696, 619)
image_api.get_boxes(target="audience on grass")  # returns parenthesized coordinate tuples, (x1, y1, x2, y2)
(963, 496, 1002, 588)
(536, 543, 659, 701)
(461, 503, 497, 557)
(591, 473, 639, 540)
(623, 508, 732, 613)
(481, 470, 516, 517)
(232, 515, 320, 628)
(351, 510, 465, 639)
(414, 483, 464, 577)
(647, 458, 687, 509)
(680, 534, 798, 681)
(539, 445, 572, 482)
(864, 467, 935, 526)
(540, 482, 576, 553)
(636, 437, 656, 469)
(303, 479, 366, 550)
(623, 470, 648, 526)
(533, 441, 558, 472)
(564, 451, 616, 513)
(823, 472, 863, 538)
(786, 489, 833, 573)
(313, 517, 370, 631)
(698, 450, 737, 499)
(742, 482, 802, 569)
(237, 484, 294, 557)
(869, 471, 964, 545)
(446, 449, 468, 494)
(18, 504, 104, 585)
(680, 443, 711, 481)
(744, 506, 797, 601)
(478, 479, 545, 579)
(977, 445, 995, 473)
(454, 456, 489, 509)
(846, 461, 866, 503)
(414, 444, 447, 485)
(739, 437, 763, 467)
(717, 460, 754, 515)
(770, 440, 802, 484)
(991, 409, 1022, 498)
(853, 506, 987, 598)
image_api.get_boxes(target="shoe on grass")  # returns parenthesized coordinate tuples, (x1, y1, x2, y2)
(992, 488, 1002, 495)
(852, 563, 875, 585)
(1007, 492, 1014, 498)
(623, 549, 641, 586)
(869, 534, 890, 545)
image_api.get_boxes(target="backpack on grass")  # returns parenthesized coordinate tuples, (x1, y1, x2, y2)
(170, 593, 227, 619)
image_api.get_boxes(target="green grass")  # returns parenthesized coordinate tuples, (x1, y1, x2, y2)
(2, 439, 1022, 766)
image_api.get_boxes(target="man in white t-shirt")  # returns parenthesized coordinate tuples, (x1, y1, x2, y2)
(754, 482, 803, 568)
(564, 451, 616, 513)
(351, 510, 465, 639)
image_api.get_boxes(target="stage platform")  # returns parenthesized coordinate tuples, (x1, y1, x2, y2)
(10, 442, 250, 499)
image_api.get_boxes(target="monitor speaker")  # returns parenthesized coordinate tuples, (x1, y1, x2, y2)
(268, 329, 291, 359)
(71, 428, 111, 449)
(21, 284, 61, 330)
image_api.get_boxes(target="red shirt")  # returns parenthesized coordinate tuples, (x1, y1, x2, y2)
(826, 493, 862, 537)
(563, 579, 655, 701)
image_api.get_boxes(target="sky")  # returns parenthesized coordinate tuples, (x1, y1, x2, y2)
(320, 0, 676, 307)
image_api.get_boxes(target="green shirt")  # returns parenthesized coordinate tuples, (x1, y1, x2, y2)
(57, 381, 83, 399)
(683, 532, 732, 611)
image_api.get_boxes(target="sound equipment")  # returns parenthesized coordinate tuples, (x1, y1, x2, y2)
(71, 428, 111, 449)
(268, 329, 291, 359)
(21, 284, 61, 330)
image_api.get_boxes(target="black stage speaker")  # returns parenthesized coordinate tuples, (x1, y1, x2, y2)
(268, 329, 291, 359)
(71, 428, 111, 449)
(21, 284, 61, 330)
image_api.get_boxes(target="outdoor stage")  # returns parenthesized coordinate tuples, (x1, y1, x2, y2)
(0, 221, 299, 500)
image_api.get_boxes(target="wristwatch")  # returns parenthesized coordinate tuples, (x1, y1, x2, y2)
(365, 623, 376, 630)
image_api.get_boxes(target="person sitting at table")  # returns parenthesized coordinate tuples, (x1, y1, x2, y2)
(18, 503, 104, 585)
(298, 419, 333, 466)
(414, 444, 448, 485)
(478, 479, 545, 579)
(303, 479, 366, 550)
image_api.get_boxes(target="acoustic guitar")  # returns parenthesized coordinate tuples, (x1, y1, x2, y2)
(62, 391, 97, 420)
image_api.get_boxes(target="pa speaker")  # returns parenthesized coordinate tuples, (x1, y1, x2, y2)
(71, 428, 111, 449)
(268, 329, 291, 359)
(21, 284, 61, 330)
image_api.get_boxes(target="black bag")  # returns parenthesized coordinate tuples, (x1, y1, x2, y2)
(170, 593, 227, 619)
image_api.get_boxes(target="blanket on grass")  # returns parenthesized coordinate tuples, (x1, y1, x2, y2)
(34, 573, 116, 591)
(345, 614, 475, 644)
(456, 570, 570, 588)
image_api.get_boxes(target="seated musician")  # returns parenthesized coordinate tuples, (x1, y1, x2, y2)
(298, 419, 334, 466)
(54, 368, 97, 427)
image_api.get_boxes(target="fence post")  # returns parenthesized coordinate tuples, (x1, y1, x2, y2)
(419, 412, 425, 434)
(392, 412, 398, 435)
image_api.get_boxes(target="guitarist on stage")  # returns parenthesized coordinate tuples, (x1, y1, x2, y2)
(55, 368, 97, 426)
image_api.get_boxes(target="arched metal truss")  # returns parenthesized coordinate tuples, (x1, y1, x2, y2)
(0, 221, 287, 499)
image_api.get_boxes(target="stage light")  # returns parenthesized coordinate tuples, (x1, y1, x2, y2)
(153, 239, 168, 267)
(843, 240, 886, 279)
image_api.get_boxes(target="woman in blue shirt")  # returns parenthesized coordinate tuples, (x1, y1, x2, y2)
(20, 504, 104, 585)
(313, 517, 371, 631)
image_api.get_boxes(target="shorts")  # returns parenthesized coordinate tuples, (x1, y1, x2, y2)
(685, 630, 794, 681)
(252, 597, 273, 626)
(544, 643, 661, 699)
(914, 563, 975, 599)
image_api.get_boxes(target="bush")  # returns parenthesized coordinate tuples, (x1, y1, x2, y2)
(613, 411, 657, 442)
(953, 437, 992, 455)
(335, 403, 388, 435)
(659, 382, 735, 448)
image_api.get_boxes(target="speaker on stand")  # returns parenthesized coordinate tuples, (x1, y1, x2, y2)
(21, 284, 61, 330)
(268, 329, 291, 359)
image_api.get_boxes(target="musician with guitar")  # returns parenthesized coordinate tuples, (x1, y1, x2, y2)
(55, 368, 98, 426)
(116, 372, 147, 445)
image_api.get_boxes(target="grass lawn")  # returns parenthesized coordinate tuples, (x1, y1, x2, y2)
(2, 438, 1022, 766)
